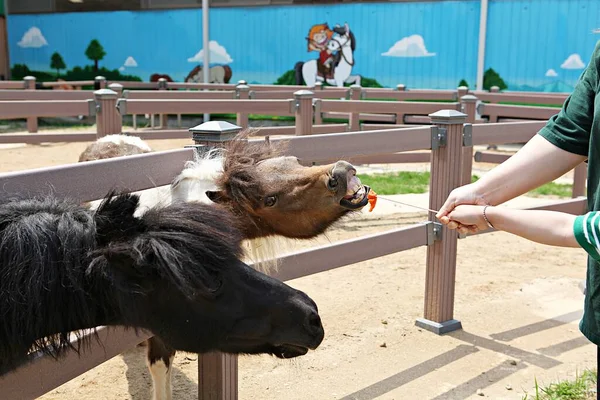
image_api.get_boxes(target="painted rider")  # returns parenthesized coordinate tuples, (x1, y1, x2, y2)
(306, 23, 335, 79)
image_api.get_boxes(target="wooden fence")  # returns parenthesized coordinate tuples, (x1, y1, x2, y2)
(0, 105, 587, 398)
(1, 77, 570, 131)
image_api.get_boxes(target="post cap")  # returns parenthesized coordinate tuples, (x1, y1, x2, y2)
(350, 84, 362, 89)
(236, 80, 247, 85)
(95, 76, 106, 81)
(396, 84, 406, 91)
(23, 76, 36, 81)
(460, 94, 478, 102)
(236, 84, 250, 91)
(314, 82, 324, 90)
(189, 121, 242, 143)
(490, 86, 500, 92)
(457, 85, 468, 91)
(294, 90, 314, 98)
(429, 109, 468, 124)
(93, 88, 118, 99)
(108, 82, 123, 90)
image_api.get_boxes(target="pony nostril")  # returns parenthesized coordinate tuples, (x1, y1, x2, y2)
(305, 312, 322, 333)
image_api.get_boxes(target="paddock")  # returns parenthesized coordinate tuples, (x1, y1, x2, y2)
(0, 80, 594, 399)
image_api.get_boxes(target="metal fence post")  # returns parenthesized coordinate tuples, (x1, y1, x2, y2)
(349, 84, 362, 131)
(94, 89, 122, 138)
(94, 75, 106, 90)
(460, 94, 478, 186)
(416, 109, 467, 335)
(186, 120, 241, 400)
(158, 78, 168, 129)
(235, 84, 250, 129)
(23, 76, 38, 133)
(294, 90, 314, 135)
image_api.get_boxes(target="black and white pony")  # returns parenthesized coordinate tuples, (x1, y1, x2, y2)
(0, 192, 324, 376)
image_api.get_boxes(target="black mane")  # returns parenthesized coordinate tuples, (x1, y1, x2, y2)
(0, 192, 244, 373)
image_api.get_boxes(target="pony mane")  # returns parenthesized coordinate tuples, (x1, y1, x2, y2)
(170, 131, 293, 273)
(215, 130, 287, 212)
(0, 195, 100, 369)
(92, 192, 245, 299)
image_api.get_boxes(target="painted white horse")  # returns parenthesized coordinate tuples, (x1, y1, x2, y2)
(298, 23, 361, 88)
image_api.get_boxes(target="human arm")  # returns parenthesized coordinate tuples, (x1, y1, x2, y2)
(445, 205, 579, 247)
(436, 135, 587, 230)
(436, 41, 599, 232)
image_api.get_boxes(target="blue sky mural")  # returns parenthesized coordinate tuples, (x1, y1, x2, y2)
(486, 0, 600, 92)
(5, 0, 600, 92)
(6, 1, 480, 89)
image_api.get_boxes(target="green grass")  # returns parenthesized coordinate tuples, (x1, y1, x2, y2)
(357, 171, 431, 195)
(359, 172, 573, 198)
(523, 370, 597, 400)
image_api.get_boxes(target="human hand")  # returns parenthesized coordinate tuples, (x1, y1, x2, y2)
(447, 205, 490, 232)
(435, 183, 488, 234)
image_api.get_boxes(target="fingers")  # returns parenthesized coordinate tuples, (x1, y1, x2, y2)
(436, 196, 456, 220)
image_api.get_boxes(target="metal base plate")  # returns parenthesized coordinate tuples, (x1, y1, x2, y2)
(415, 318, 462, 335)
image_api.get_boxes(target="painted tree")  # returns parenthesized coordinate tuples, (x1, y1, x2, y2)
(458, 79, 469, 88)
(483, 68, 508, 91)
(50, 52, 66, 77)
(85, 39, 106, 71)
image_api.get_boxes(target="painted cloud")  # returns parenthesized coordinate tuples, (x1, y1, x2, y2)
(124, 56, 138, 67)
(188, 41, 233, 64)
(119, 66, 126, 72)
(18, 27, 48, 48)
(382, 35, 436, 57)
(561, 54, 585, 69)
(545, 69, 558, 77)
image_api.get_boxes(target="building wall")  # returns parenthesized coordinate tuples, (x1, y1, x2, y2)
(4, 0, 600, 92)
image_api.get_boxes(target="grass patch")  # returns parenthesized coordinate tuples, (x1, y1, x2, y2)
(523, 369, 597, 399)
(360, 172, 572, 198)
(357, 171, 431, 195)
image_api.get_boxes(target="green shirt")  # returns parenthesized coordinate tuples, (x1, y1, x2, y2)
(539, 40, 600, 345)
(574, 212, 600, 263)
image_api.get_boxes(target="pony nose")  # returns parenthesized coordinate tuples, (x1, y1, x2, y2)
(333, 160, 355, 174)
(304, 311, 324, 346)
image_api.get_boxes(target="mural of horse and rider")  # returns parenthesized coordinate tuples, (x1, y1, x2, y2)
(294, 22, 361, 87)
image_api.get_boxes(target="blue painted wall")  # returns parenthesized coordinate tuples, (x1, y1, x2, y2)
(485, 0, 600, 92)
(6, 0, 600, 92)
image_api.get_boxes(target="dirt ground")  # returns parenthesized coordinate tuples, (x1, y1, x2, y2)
(0, 133, 593, 400)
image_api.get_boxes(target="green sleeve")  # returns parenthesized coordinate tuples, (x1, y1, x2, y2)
(538, 41, 600, 156)
(574, 212, 600, 262)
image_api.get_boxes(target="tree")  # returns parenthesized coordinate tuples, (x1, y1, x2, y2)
(458, 79, 469, 88)
(85, 39, 106, 71)
(483, 68, 508, 91)
(50, 52, 66, 77)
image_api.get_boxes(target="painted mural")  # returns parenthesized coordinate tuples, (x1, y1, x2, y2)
(4, 1, 600, 92)
(292, 22, 360, 87)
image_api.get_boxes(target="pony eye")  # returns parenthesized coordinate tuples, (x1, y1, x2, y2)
(264, 196, 277, 207)
(328, 177, 339, 190)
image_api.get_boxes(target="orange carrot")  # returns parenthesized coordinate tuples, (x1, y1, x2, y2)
(367, 188, 377, 212)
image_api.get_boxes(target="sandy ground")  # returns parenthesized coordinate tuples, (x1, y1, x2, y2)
(0, 130, 594, 400)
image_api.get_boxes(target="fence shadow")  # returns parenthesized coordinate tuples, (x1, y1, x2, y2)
(338, 344, 478, 400)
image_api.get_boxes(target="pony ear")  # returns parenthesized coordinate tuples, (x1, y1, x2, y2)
(94, 192, 144, 245)
(206, 190, 229, 204)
